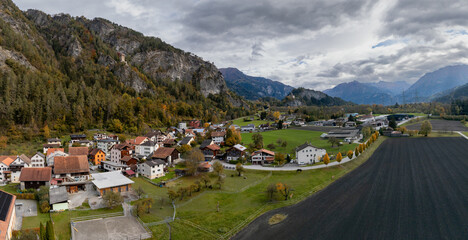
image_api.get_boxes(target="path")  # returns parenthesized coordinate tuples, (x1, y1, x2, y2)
(456, 131, 468, 140)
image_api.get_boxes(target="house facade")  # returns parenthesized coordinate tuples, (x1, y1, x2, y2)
(110, 144, 132, 164)
(53, 156, 90, 192)
(251, 149, 275, 165)
(201, 144, 220, 161)
(211, 131, 226, 145)
(295, 143, 326, 165)
(30, 152, 45, 167)
(135, 141, 158, 156)
(138, 160, 165, 179)
(10, 155, 32, 183)
(151, 147, 179, 165)
(96, 139, 119, 159)
(226, 144, 247, 161)
(91, 171, 134, 196)
(89, 148, 106, 165)
(46, 150, 68, 166)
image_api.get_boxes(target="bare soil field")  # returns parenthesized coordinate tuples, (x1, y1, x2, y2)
(406, 119, 468, 132)
(233, 137, 468, 240)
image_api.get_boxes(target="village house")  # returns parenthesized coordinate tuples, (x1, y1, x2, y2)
(49, 186, 69, 211)
(0, 190, 16, 240)
(120, 156, 138, 167)
(162, 138, 178, 147)
(211, 131, 226, 145)
(100, 161, 128, 172)
(53, 155, 89, 193)
(91, 171, 134, 196)
(47, 138, 62, 145)
(138, 159, 165, 179)
(46, 148, 68, 166)
(19, 167, 52, 190)
(77, 140, 93, 148)
(201, 144, 220, 161)
(88, 148, 106, 166)
(295, 143, 326, 165)
(178, 122, 187, 130)
(184, 129, 196, 138)
(10, 155, 32, 183)
(128, 136, 148, 146)
(188, 120, 202, 128)
(42, 144, 60, 154)
(251, 149, 275, 165)
(225, 144, 247, 161)
(258, 123, 271, 131)
(135, 140, 158, 157)
(344, 121, 357, 128)
(96, 139, 119, 159)
(321, 129, 360, 143)
(30, 152, 45, 167)
(0, 156, 15, 183)
(179, 136, 194, 146)
(69, 134, 87, 145)
(110, 144, 132, 164)
(151, 147, 179, 166)
(145, 130, 167, 144)
(241, 124, 255, 132)
(192, 128, 206, 136)
(198, 162, 212, 172)
(200, 139, 214, 149)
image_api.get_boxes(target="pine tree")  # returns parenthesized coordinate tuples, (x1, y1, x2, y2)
(355, 148, 359, 157)
(323, 153, 330, 166)
(336, 152, 343, 163)
(46, 220, 55, 240)
(347, 150, 353, 159)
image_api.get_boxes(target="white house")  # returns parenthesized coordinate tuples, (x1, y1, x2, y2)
(101, 161, 128, 172)
(10, 154, 32, 183)
(240, 124, 255, 132)
(138, 160, 165, 179)
(30, 153, 45, 168)
(96, 139, 119, 159)
(135, 141, 158, 157)
(178, 122, 187, 130)
(0, 156, 15, 182)
(211, 131, 226, 145)
(295, 143, 326, 165)
(251, 149, 275, 165)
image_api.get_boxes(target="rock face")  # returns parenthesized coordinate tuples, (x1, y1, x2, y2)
(24, 10, 228, 96)
(282, 88, 349, 106)
(220, 67, 294, 100)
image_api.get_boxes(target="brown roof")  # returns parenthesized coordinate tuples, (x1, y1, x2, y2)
(152, 147, 176, 159)
(204, 144, 220, 151)
(18, 154, 31, 165)
(47, 148, 65, 156)
(54, 156, 89, 174)
(252, 149, 275, 156)
(163, 138, 176, 144)
(120, 156, 135, 162)
(211, 131, 226, 137)
(89, 148, 104, 156)
(19, 167, 52, 182)
(0, 156, 16, 166)
(69, 147, 88, 156)
(112, 143, 131, 151)
(134, 136, 148, 145)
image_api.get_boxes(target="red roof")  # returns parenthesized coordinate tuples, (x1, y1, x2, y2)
(134, 136, 148, 145)
(152, 147, 177, 159)
(0, 156, 16, 166)
(252, 149, 275, 156)
(125, 170, 135, 175)
(211, 131, 226, 137)
(54, 156, 89, 174)
(204, 144, 220, 151)
(19, 167, 52, 182)
(47, 148, 65, 156)
(69, 147, 88, 156)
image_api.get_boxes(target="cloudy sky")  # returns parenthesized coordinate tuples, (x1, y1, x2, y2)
(14, 0, 468, 90)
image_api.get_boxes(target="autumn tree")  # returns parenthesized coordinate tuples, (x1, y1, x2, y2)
(212, 160, 224, 176)
(201, 174, 211, 188)
(177, 144, 192, 155)
(420, 120, 432, 136)
(336, 152, 343, 163)
(328, 137, 340, 147)
(235, 163, 245, 176)
(273, 111, 281, 120)
(167, 189, 178, 202)
(355, 148, 360, 157)
(103, 191, 123, 209)
(266, 183, 277, 202)
(347, 150, 354, 159)
(42, 124, 50, 139)
(274, 153, 286, 165)
(185, 149, 204, 176)
(252, 133, 263, 149)
(135, 186, 145, 199)
(323, 153, 330, 166)
(276, 183, 293, 201)
(358, 144, 364, 153)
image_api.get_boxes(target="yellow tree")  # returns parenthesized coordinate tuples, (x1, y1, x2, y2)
(323, 153, 330, 166)
(347, 150, 353, 159)
(336, 152, 343, 163)
(358, 144, 363, 153)
(276, 183, 292, 201)
(273, 111, 281, 121)
(42, 125, 50, 139)
(355, 148, 360, 157)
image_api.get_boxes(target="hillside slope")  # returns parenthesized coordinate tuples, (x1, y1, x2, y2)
(282, 88, 349, 106)
(220, 67, 294, 100)
(324, 81, 394, 105)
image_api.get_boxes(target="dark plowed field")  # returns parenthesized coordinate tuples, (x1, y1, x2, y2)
(406, 119, 468, 131)
(234, 138, 468, 240)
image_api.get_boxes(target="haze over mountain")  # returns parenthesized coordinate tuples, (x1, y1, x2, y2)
(397, 65, 468, 103)
(366, 81, 410, 95)
(282, 88, 349, 107)
(220, 68, 294, 100)
(433, 83, 468, 103)
(324, 81, 394, 105)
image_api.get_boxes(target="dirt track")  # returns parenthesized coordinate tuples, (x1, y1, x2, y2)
(406, 119, 468, 131)
(233, 137, 468, 240)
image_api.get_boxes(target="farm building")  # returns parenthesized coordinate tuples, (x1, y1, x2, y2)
(225, 144, 247, 161)
(322, 129, 360, 142)
(0, 190, 16, 240)
(251, 149, 275, 165)
(49, 186, 69, 211)
(53, 155, 89, 193)
(91, 171, 134, 196)
(19, 167, 52, 190)
(295, 143, 326, 165)
(151, 147, 179, 165)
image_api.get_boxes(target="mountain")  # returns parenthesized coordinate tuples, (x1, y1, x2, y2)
(324, 81, 394, 105)
(282, 88, 349, 107)
(398, 65, 468, 103)
(0, 0, 250, 134)
(219, 68, 294, 100)
(366, 81, 410, 95)
(432, 83, 468, 103)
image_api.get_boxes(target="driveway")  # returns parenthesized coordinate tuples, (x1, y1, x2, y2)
(69, 184, 102, 209)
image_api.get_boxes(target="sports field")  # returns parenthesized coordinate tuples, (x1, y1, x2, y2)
(234, 137, 468, 239)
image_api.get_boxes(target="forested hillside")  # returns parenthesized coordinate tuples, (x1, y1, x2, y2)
(0, 0, 250, 138)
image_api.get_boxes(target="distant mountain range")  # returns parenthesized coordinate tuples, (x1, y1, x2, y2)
(220, 68, 294, 100)
(282, 88, 350, 107)
(324, 65, 468, 105)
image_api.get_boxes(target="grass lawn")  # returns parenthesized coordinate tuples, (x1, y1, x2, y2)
(142, 136, 386, 239)
(0, 183, 20, 194)
(231, 116, 272, 127)
(22, 202, 51, 230)
(241, 129, 358, 157)
(151, 171, 176, 184)
(0, 140, 43, 156)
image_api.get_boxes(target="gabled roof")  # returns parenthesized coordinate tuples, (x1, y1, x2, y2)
(89, 148, 104, 156)
(33, 152, 45, 158)
(232, 144, 247, 152)
(211, 131, 226, 137)
(18, 154, 31, 165)
(204, 144, 220, 151)
(69, 147, 88, 156)
(200, 139, 213, 149)
(134, 136, 148, 145)
(0, 156, 16, 167)
(19, 167, 52, 182)
(152, 147, 177, 159)
(46, 148, 65, 156)
(49, 187, 68, 204)
(120, 156, 136, 163)
(112, 143, 131, 151)
(140, 140, 156, 147)
(296, 143, 324, 152)
(145, 130, 163, 138)
(163, 138, 177, 145)
(91, 171, 134, 189)
(179, 137, 193, 145)
(144, 159, 165, 167)
(252, 149, 275, 156)
(54, 156, 89, 174)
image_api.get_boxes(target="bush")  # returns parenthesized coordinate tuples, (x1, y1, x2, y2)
(39, 200, 50, 213)
(228, 160, 238, 164)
